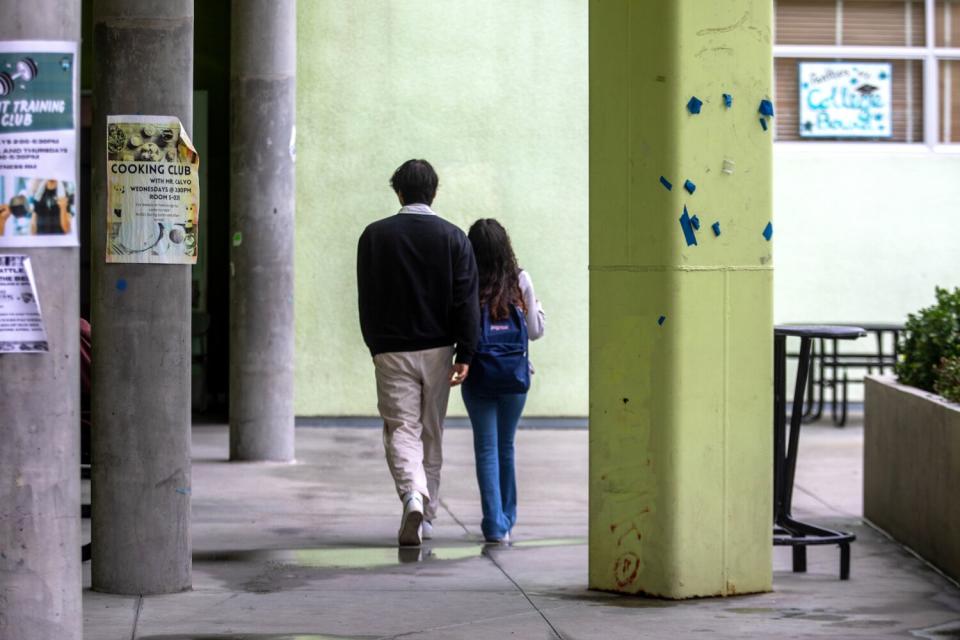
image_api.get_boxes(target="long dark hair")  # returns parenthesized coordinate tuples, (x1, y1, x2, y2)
(468, 219, 523, 321)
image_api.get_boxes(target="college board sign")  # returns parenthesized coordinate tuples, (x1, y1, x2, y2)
(799, 62, 892, 138)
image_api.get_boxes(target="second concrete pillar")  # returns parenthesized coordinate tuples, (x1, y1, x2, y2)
(229, 0, 297, 462)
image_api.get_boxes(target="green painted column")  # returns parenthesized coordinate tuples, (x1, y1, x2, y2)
(588, 0, 774, 598)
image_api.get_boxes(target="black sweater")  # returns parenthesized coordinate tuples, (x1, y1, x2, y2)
(357, 213, 479, 363)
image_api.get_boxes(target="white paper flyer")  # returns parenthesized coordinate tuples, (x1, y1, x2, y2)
(0, 254, 48, 353)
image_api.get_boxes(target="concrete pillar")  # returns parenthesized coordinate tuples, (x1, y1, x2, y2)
(90, 0, 193, 594)
(229, 0, 296, 461)
(588, 0, 774, 597)
(0, 4, 82, 636)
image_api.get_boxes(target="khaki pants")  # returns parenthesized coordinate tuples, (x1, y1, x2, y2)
(373, 346, 454, 522)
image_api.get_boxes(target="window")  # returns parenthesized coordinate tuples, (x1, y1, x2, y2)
(935, 0, 960, 46)
(937, 2, 960, 141)
(774, 0, 960, 145)
(941, 60, 960, 141)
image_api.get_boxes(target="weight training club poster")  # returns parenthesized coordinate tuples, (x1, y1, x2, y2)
(106, 115, 200, 264)
(0, 40, 79, 248)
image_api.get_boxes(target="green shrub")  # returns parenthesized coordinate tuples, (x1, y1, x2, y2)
(896, 287, 960, 393)
(934, 356, 960, 404)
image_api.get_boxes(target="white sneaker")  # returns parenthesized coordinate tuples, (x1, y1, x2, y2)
(398, 492, 423, 546)
(422, 520, 434, 540)
(484, 531, 510, 545)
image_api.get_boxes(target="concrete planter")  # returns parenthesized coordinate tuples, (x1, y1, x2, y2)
(864, 375, 960, 582)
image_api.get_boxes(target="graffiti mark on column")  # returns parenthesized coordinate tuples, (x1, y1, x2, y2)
(615, 522, 642, 546)
(614, 552, 641, 588)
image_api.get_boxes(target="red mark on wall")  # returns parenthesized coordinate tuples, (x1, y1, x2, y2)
(614, 552, 640, 588)
(616, 522, 642, 546)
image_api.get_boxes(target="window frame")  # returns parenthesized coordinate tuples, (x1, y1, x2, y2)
(774, 0, 960, 149)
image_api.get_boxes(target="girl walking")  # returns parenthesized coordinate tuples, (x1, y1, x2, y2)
(463, 219, 545, 543)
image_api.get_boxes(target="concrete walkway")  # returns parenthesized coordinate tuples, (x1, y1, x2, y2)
(83, 416, 960, 639)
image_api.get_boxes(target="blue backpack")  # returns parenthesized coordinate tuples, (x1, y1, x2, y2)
(467, 303, 530, 395)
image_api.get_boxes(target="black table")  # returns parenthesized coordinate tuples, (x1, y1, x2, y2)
(798, 322, 904, 426)
(774, 324, 866, 580)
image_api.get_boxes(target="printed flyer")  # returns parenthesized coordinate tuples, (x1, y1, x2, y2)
(106, 115, 200, 264)
(0, 254, 47, 353)
(0, 40, 79, 247)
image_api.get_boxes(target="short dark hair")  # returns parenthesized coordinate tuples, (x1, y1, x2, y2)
(390, 159, 438, 205)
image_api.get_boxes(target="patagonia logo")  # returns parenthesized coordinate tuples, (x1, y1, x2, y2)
(490, 324, 510, 331)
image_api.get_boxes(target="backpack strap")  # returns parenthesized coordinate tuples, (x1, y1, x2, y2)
(510, 303, 528, 345)
(480, 304, 491, 342)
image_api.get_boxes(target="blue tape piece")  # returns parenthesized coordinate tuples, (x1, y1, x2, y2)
(712, 221, 721, 237)
(659, 176, 672, 191)
(116, 279, 127, 292)
(687, 96, 703, 114)
(683, 179, 696, 194)
(759, 118, 768, 131)
(723, 93, 733, 108)
(679, 207, 698, 247)
(658, 315, 666, 326)
(763, 221, 773, 241)
(175, 487, 191, 495)
(759, 99, 775, 117)
(691, 215, 701, 230)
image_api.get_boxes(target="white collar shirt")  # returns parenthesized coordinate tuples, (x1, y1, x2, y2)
(397, 203, 437, 216)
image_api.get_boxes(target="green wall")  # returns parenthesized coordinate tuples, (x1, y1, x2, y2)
(295, 0, 588, 417)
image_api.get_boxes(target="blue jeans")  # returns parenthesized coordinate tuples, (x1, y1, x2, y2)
(461, 384, 527, 541)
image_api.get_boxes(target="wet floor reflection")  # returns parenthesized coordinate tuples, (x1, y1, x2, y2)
(137, 635, 374, 640)
(910, 620, 960, 639)
(194, 537, 586, 570)
(509, 536, 585, 549)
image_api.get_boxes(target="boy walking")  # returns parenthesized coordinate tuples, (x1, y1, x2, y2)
(357, 159, 479, 546)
